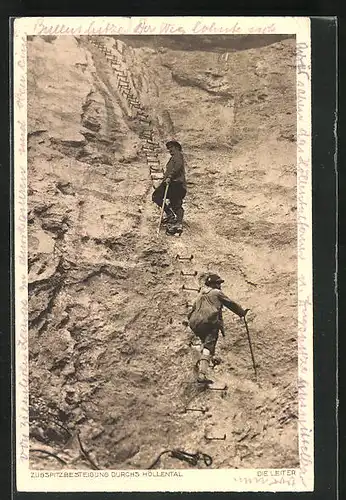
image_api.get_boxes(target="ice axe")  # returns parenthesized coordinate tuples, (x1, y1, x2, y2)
(243, 310, 258, 381)
(156, 181, 169, 236)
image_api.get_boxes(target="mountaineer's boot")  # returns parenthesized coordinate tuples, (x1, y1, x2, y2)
(166, 222, 183, 235)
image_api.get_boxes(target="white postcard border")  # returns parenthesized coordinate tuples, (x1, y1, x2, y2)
(13, 16, 313, 492)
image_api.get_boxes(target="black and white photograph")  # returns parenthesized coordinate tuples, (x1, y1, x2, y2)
(14, 17, 313, 492)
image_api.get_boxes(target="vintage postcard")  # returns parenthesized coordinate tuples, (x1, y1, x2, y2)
(13, 16, 312, 492)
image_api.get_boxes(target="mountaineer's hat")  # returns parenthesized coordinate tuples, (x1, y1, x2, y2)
(205, 273, 224, 285)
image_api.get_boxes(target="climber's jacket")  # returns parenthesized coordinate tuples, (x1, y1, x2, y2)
(188, 286, 246, 331)
(162, 151, 187, 189)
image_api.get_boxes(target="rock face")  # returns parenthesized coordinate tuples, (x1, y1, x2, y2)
(27, 34, 298, 471)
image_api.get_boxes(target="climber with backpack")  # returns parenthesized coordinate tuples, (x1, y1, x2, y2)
(188, 273, 249, 384)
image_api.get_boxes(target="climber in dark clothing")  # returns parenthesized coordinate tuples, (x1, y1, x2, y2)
(152, 140, 187, 235)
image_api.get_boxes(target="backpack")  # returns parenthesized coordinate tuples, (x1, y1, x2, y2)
(188, 289, 220, 333)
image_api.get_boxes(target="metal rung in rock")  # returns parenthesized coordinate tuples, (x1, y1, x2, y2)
(185, 407, 209, 414)
(207, 384, 228, 391)
(204, 433, 226, 441)
(176, 254, 194, 261)
(182, 285, 200, 292)
(181, 271, 198, 276)
(151, 173, 163, 180)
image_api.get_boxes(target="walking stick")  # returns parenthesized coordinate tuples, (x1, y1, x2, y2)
(156, 182, 169, 235)
(243, 315, 258, 381)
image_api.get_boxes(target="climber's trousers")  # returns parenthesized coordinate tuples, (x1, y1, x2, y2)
(195, 328, 219, 356)
(152, 182, 186, 224)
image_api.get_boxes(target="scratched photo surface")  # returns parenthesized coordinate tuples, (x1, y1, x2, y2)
(25, 32, 300, 473)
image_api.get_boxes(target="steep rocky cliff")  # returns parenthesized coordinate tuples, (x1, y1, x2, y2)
(27, 34, 298, 470)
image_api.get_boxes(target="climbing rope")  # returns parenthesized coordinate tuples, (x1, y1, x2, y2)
(148, 449, 212, 469)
